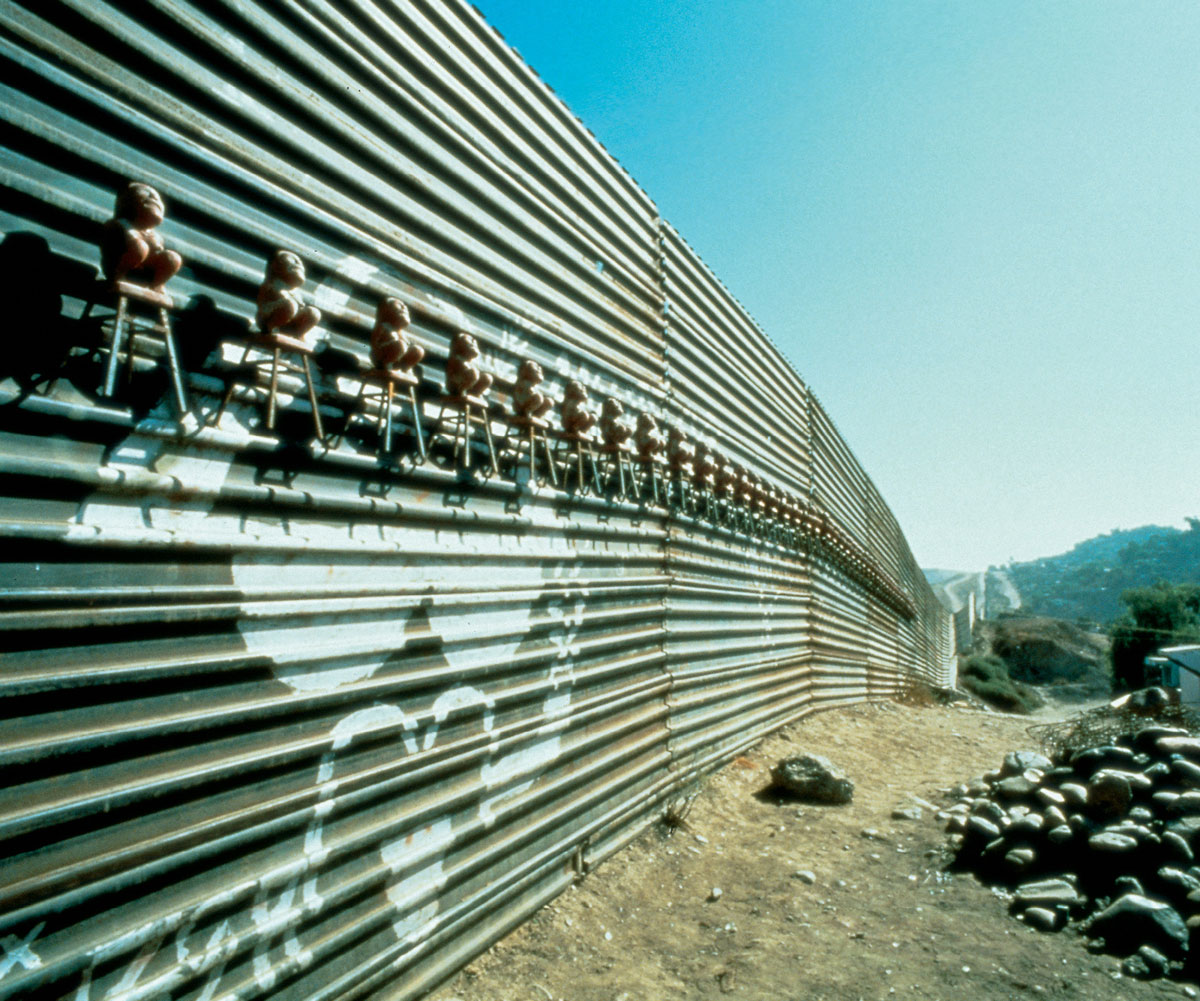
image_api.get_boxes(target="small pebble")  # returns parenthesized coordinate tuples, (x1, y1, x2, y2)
(709, 887, 722, 901)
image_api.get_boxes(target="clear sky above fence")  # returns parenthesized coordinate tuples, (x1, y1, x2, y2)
(474, 0, 1200, 571)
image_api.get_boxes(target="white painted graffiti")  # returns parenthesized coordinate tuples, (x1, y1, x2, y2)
(0, 923, 44, 980)
(54, 425, 589, 1000)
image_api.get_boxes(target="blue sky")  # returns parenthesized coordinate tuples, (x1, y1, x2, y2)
(475, 1, 1200, 570)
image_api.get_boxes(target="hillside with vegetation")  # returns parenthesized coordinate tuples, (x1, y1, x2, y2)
(1002, 518, 1200, 625)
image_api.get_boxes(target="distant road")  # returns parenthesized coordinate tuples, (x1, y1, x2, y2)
(925, 568, 1021, 618)
(989, 569, 1021, 615)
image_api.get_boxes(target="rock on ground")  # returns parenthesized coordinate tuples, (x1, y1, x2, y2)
(769, 753, 854, 804)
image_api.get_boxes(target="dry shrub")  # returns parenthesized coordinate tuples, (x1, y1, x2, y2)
(1028, 700, 1200, 760)
(895, 676, 954, 708)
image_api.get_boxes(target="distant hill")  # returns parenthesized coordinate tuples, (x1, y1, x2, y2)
(1002, 519, 1200, 625)
(975, 617, 1110, 697)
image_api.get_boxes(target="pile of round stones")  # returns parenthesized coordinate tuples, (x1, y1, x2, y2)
(942, 725, 1200, 980)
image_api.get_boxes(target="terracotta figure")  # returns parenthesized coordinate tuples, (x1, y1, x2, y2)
(446, 331, 492, 398)
(100, 182, 182, 289)
(257, 250, 320, 339)
(370, 297, 424, 371)
(561, 379, 597, 435)
(512, 359, 553, 419)
(634, 412, 664, 462)
(599, 397, 632, 448)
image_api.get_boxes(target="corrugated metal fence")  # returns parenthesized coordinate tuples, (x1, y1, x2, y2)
(0, 2, 953, 999)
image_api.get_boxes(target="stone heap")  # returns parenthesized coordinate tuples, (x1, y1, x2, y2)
(942, 726, 1200, 980)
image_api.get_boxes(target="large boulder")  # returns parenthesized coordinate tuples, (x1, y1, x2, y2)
(1085, 894, 1189, 959)
(770, 754, 853, 804)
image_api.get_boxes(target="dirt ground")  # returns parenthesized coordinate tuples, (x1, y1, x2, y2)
(428, 697, 1195, 1001)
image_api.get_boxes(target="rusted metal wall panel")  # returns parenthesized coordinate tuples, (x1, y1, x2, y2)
(661, 527, 814, 778)
(0, 423, 673, 1001)
(810, 393, 868, 543)
(0, 2, 952, 999)
(660, 224, 812, 495)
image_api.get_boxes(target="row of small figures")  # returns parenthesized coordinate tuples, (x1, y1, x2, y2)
(84, 183, 910, 611)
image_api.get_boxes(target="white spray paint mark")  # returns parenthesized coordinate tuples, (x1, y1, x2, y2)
(418, 686, 495, 754)
(0, 923, 45, 979)
(238, 612, 411, 695)
(297, 704, 419, 929)
(102, 934, 163, 999)
(192, 921, 234, 1001)
(61, 416, 602, 985)
(236, 598, 532, 696)
(249, 884, 313, 992)
(380, 818, 453, 945)
(362, 693, 491, 947)
(477, 596, 583, 826)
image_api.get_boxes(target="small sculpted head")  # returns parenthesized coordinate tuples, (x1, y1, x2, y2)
(565, 379, 588, 403)
(602, 397, 624, 420)
(517, 359, 543, 384)
(116, 182, 165, 228)
(377, 297, 410, 329)
(451, 331, 480, 360)
(268, 250, 305, 288)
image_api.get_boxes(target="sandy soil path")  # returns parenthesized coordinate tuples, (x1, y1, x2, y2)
(429, 699, 1183, 1001)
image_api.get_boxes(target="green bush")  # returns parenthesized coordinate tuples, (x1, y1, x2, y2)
(1109, 582, 1200, 692)
(960, 654, 1044, 714)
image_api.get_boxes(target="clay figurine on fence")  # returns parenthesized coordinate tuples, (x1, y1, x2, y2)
(598, 397, 634, 496)
(512, 359, 553, 420)
(768, 485, 783, 520)
(633, 412, 665, 504)
(634, 412, 663, 462)
(714, 456, 738, 526)
(370, 297, 423, 372)
(666, 427, 695, 511)
(446, 331, 493, 399)
(504, 359, 556, 485)
(436, 332, 497, 474)
(692, 443, 717, 518)
(560, 380, 597, 436)
(666, 427, 694, 473)
(749, 475, 768, 533)
(212, 249, 324, 437)
(730, 465, 752, 530)
(556, 380, 599, 492)
(692, 443, 715, 487)
(343, 297, 427, 458)
(599, 397, 632, 448)
(713, 453, 733, 496)
(765, 484, 783, 541)
(101, 182, 182, 290)
(257, 250, 321, 341)
(86, 182, 189, 414)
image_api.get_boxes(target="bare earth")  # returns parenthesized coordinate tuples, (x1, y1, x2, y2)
(429, 699, 1190, 1001)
